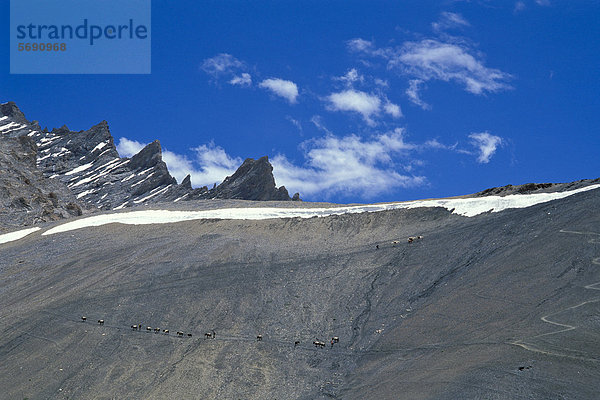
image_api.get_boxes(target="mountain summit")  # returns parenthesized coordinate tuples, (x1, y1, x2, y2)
(0, 102, 297, 222)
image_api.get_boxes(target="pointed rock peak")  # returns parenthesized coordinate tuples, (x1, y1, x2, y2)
(181, 174, 192, 190)
(227, 156, 272, 180)
(51, 125, 71, 135)
(90, 120, 109, 131)
(129, 140, 163, 170)
(214, 155, 292, 201)
(86, 120, 114, 143)
(0, 102, 29, 124)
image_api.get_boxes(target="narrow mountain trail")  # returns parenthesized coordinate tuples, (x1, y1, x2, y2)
(511, 229, 600, 362)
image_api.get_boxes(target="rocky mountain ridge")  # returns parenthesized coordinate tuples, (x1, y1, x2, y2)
(0, 102, 297, 227)
(470, 179, 600, 197)
(0, 135, 82, 228)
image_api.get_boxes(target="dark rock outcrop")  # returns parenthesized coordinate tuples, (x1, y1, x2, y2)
(0, 135, 84, 230)
(0, 102, 294, 216)
(471, 179, 600, 198)
(211, 156, 291, 201)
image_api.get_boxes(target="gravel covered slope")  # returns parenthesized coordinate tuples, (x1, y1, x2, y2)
(0, 187, 599, 399)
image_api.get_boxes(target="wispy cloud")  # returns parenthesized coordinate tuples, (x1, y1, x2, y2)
(395, 39, 512, 95)
(374, 78, 388, 87)
(469, 132, 503, 163)
(333, 68, 364, 86)
(406, 79, 431, 110)
(326, 90, 381, 125)
(201, 53, 245, 78)
(347, 38, 377, 53)
(325, 89, 401, 125)
(271, 129, 424, 199)
(423, 138, 457, 150)
(310, 115, 332, 134)
(349, 37, 512, 96)
(514, 1, 526, 12)
(286, 115, 302, 132)
(259, 78, 299, 104)
(117, 138, 242, 187)
(117, 126, 502, 202)
(432, 12, 470, 32)
(191, 143, 243, 186)
(383, 100, 402, 118)
(229, 72, 252, 87)
(535, 0, 550, 6)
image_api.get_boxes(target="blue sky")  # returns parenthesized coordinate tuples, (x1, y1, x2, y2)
(1, 1, 599, 203)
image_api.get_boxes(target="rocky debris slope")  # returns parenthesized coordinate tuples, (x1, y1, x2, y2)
(1, 187, 600, 399)
(0, 135, 83, 230)
(0, 102, 297, 213)
(471, 178, 600, 197)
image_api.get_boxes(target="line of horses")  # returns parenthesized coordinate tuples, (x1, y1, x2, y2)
(376, 235, 424, 249)
(81, 316, 340, 349)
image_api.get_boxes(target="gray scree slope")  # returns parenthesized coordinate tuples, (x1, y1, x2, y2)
(0, 187, 599, 399)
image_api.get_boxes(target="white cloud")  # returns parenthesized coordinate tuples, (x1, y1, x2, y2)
(190, 143, 243, 186)
(423, 138, 457, 150)
(310, 115, 332, 134)
(229, 73, 252, 87)
(286, 116, 302, 132)
(259, 78, 299, 104)
(349, 38, 511, 96)
(406, 79, 431, 110)
(161, 150, 197, 185)
(326, 89, 382, 125)
(334, 68, 364, 86)
(117, 137, 242, 188)
(383, 101, 402, 118)
(201, 53, 245, 78)
(116, 137, 145, 157)
(469, 132, 503, 163)
(325, 89, 402, 124)
(116, 132, 426, 200)
(374, 78, 389, 87)
(535, 0, 550, 6)
(347, 38, 376, 53)
(432, 12, 470, 32)
(271, 129, 424, 199)
(394, 39, 512, 95)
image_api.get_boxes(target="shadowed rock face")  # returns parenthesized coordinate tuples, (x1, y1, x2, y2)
(1, 189, 600, 399)
(471, 178, 600, 197)
(0, 135, 83, 230)
(212, 156, 291, 201)
(0, 102, 292, 215)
